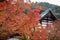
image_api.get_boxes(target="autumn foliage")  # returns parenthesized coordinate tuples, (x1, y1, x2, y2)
(0, 0, 48, 40)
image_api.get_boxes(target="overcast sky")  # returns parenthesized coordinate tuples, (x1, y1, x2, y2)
(31, 0, 60, 6)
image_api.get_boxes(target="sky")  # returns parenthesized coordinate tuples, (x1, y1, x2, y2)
(31, 0, 60, 6)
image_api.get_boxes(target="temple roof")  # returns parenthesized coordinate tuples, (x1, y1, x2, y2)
(40, 8, 57, 22)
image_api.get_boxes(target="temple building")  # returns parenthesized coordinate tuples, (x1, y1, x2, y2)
(40, 8, 57, 26)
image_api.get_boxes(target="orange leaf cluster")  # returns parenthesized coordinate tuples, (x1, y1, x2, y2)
(0, 0, 48, 40)
(30, 26, 48, 40)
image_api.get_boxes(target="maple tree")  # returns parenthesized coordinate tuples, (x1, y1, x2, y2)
(0, 0, 48, 40)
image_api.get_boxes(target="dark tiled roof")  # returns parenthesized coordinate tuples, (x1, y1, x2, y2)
(40, 8, 57, 19)
(41, 8, 51, 17)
